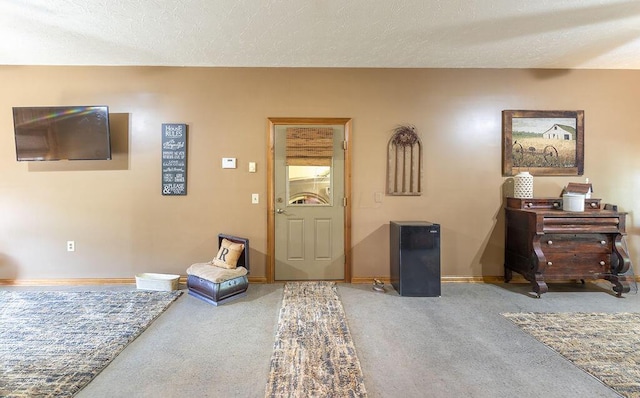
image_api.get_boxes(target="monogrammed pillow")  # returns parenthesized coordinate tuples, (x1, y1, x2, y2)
(211, 238, 245, 269)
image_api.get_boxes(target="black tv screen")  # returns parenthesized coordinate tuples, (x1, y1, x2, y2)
(13, 106, 111, 161)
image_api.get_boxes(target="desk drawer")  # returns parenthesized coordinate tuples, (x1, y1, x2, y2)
(541, 234, 611, 253)
(507, 197, 601, 210)
(542, 217, 621, 234)
(542, 253, 610, 277)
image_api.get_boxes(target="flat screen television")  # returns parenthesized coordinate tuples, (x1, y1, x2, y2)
(13, 105, 111, 161)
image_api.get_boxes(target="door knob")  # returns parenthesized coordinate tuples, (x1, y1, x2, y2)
(276, 208, 285, 214)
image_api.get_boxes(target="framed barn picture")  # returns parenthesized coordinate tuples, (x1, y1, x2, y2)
(502, 110, 584, 176)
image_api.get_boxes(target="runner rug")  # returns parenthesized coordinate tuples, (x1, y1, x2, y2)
(265, 282, 367, 397)
(503, 312, 640, 398)
(0, 290, 181, 397)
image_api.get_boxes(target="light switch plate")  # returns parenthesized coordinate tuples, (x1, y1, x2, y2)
(249, 162, 256, 173)
(252, 193, 259, 204)
(222, 158, 237, 169)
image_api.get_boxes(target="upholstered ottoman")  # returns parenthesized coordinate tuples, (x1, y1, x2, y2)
(186, 234, 249, 306)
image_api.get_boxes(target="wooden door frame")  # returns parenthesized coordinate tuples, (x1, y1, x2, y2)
(266, 117, 352, 283)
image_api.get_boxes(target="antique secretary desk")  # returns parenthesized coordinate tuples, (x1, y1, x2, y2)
(504, 197, 632, 297)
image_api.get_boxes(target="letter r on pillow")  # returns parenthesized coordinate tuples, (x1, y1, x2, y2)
(218, 247, 229, 262)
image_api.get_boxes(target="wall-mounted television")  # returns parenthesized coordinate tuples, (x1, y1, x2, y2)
(12, 106, 111, 161)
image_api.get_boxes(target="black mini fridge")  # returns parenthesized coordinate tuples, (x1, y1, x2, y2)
(390, 221, 441, 297)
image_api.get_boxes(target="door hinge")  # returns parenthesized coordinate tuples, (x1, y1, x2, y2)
(343, 140, 348, 150)
(343, 197, 348, 207)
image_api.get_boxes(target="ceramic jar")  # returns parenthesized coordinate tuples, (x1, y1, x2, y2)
(514, 171, 534, 199)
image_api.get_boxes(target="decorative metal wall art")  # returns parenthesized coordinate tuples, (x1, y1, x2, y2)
(387, 124, 422, 196)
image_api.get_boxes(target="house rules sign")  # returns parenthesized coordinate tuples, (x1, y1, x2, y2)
(161, 123, 188, 195)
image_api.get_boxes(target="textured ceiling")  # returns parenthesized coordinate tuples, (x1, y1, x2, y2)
(1, 0, 640, 69)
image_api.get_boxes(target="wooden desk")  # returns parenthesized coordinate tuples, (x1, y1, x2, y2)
(504, 197, 631, 297)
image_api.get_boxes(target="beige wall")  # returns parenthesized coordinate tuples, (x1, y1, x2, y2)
(0, 66, 638, 282)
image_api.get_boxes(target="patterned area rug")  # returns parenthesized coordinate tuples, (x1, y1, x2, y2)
(503, 312, 640, 398)
(0, 290, 181, 397)
(265, 282, 367, 397)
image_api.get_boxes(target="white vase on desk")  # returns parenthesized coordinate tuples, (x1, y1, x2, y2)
(514, 171, 534, 199)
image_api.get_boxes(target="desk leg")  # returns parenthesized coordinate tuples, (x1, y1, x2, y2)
(604, 275, 630, 298)
(504, 265, 513, 283)
(532, 274, 548, 298)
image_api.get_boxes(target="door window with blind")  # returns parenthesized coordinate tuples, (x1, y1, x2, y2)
(286, 127, 333, 206)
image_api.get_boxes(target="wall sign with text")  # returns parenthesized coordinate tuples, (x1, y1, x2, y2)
(161, 123, 188, 195)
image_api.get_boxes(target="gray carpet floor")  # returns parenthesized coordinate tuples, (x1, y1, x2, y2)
(6, 282, 638, 397)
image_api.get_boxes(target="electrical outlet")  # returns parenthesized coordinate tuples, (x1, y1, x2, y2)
(252, 193, 259, 204)
(67, 241, 75, 252)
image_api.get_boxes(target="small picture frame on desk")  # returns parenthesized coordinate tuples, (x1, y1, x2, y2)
(502, 110, 584, 176)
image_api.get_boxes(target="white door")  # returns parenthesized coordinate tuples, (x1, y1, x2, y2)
(273, 123, 346, 280)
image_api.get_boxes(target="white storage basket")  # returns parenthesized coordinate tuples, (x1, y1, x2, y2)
(135, 273, 180, 291)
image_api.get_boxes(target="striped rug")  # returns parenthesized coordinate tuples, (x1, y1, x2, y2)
(265, 282, 367, 397)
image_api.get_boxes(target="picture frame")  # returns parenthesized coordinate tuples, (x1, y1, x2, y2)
(502, 110, 584, 176)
